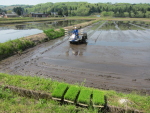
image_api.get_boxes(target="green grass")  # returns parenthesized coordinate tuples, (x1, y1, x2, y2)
(0, 28, 65, 60)
(77, 88, 92, 105)
(0, 39, 34, 60)
(0, 87, 97, 113)
(52, 83, 69, 99)
(64, 85, 80, 102)
(92, 90, 105, 106)
(106, 90, 150, 112)
(0, 17, 62, 24)
(43, 28, 65, 40)
(0, 73, 58, 93)
(0, 73, 150, 112)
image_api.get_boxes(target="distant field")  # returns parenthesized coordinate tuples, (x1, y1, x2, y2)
(1, 16, 150, 24)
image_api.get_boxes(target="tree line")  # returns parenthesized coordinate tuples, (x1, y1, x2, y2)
(1, 2, 150, 18)
(25, 2, 150, 18)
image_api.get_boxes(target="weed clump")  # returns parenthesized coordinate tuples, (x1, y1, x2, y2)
(43, 28, 65, 40)
(0, 39, 34, 60)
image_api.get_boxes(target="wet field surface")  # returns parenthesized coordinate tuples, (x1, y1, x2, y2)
(0, 20, 90, 43)
(1, 20, 150, 94)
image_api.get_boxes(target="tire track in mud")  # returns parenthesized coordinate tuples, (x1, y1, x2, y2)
(16, 58, 150, 94)
(114, 21, 146, 42)
(87, 21, 106, 37)
(129, 23, 148, 30)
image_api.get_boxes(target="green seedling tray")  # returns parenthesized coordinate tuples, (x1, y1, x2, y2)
(92, 90, 105, 107)
(77, 88, 92, 106)
(64, 86, 80, 103)
(52, 83, 68, 100)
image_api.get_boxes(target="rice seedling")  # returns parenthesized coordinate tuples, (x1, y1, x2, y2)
(77, 88, 92, 106)
(92, 90, 105, 107)
(52, 83, 69, 99)
(64, 85, 80, 103)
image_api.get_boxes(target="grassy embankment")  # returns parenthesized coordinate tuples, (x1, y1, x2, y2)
(0, 17, 63, 24)
(1, 16, 150, 24)
(0, 73, 150, 113)
(0, 39, 34, 60)
(0, 28, 65, 60)
(0, 16, 96, 24)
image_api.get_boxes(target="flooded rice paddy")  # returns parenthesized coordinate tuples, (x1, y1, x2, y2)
(0, 20, 150, 94)
(0, 20, 90, 43)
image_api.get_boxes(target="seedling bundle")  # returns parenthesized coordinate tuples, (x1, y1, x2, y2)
(52, 83, 106, 107)
(92, 90, 105, 107)
(77, 88, 92, 106)
(52, 83, 68, 100)
(64, 85, 80, 103)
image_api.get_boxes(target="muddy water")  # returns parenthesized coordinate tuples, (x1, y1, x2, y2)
(1, 21, 150, 94)
(0, 20, 90, 43)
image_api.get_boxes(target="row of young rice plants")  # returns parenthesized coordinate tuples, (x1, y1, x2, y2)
(0, 39, 34, 60)
(43, 28, 65, 40)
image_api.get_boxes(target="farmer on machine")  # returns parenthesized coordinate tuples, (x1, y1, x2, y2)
(72, 27, 79, 39)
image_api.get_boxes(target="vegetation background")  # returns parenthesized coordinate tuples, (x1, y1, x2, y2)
(1, 2, 150, 18)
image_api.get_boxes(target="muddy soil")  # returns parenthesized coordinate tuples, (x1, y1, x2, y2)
(1, 21, 150, 94)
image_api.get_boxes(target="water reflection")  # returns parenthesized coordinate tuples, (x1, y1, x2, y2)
(1, 20, 90, 31)
(0, 20, 90, 43)
(66, 44, 87, 56)
(15, 25, 26, 29)
(99, 21, 117, 30)
(131, 21, 150, 29)
(100, 20, 150, 31)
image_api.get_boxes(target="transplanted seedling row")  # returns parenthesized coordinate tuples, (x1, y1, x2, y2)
(52, 83, 106, 107)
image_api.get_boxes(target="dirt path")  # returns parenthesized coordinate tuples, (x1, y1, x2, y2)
(1, 21, 150, 94)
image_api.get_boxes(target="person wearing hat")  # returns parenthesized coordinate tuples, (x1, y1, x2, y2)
(72, 27, 79, 39)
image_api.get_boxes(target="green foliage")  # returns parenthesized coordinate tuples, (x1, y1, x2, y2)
(0, 73, 57, 93)
(106, 90, 150, 112)
(77, 88, 92, 105)
(92, 90, 105, 106)
(0, 88, 12, 99)
(0, 88, 94, 113)
(64, 85, 80, 101)
(0, 73, 150, 112)
(0, 39, 34, 60)
(52, 83, 68, 98)
(101, 11, 114, 17)
(24, 2, 150, 18)
(13, 7, 24, 15)
(43, 28, 65, 40)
